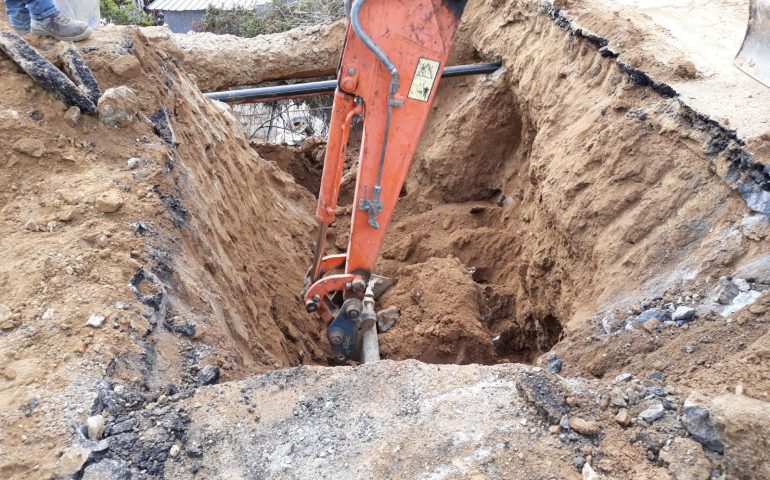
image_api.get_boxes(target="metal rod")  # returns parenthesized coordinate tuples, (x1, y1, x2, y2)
(359, 283, 380, 363)
(204, 62, 502, 104)
(360, 320, 380, 363)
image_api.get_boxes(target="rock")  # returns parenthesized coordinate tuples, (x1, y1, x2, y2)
(110, 55, 141, 78)
(673, 306, 696, 322)
(0, 109, 21, 129)
(86, 314, 105, 328)
(23, 219, 42, 232)
(97, 86, 139, 127)
(682, 392, 723, 452)
(515, 370, 569, 424)
(715, 277, 740, 305)
(610, 388, 628, 408)
(545, 353, 563, 373)
(721, 290, 762, 317)
(582, 462, 603, 479)
(57, 207, 78, 222)
(127, 157, 140, 170)
(56, 445, 90, 477)
(86, 414, 105, 440)
(639, 402, 665, 422)
(569, 417, 600, 436)
(600, 311, 624, 333)
(82, 458, 130, 480)
(63, 106, 81, 127)
(659, 437, 712, 480)
(12, 137, 45, 157)
(42, 308, 54, 321)
(169, 444, 181, 458)
(0, 305, 11, 324)
(636, 308, 672, 323)
(674, 61, 698, 79)
(0, 305, 20, 330)
(641, 317, 661, 333)
(710, 394, 770, 480)
(95, 191, 124, 213)
(196, 365, 221, 386)
(615, 372, 632, 382)
(615, 408, 632, 427)
(548, 424, 560, 434)
(739, 213, 770, 241)
(733, 278, 750, 292)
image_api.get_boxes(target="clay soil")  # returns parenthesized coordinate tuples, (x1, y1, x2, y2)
(0, 0, 769, 478)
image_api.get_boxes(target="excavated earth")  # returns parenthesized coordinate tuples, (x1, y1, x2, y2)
(0, 0, 769, 479)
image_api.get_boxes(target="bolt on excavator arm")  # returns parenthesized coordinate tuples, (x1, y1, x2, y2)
(303, 0, 468, 363)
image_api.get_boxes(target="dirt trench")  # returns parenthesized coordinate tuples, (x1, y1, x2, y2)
(2, 2, 770, 477)
(254, 1, 767, 367)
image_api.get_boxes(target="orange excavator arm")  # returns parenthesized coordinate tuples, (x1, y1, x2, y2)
(304, 0, 467, 363)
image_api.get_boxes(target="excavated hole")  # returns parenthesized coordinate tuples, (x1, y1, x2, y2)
(254, 76, 566, 366)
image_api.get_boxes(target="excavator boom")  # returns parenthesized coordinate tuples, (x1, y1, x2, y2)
(303, 0, 467, 363)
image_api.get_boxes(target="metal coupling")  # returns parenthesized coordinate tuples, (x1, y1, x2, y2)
(344, 298, 363, 319)
(351, 279, 366, 292)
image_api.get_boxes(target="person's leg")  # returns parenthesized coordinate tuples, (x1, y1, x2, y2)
(4, 0, 32, 31)
(28, 0, 92, 42)
(24, 0, 59, 22)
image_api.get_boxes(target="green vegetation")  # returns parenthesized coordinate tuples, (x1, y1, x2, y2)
(100, 0, 155, 26)
(194, 0, 344, 37)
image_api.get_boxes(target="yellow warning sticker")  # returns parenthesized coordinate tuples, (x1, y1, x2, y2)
(408, 57, 441, 102)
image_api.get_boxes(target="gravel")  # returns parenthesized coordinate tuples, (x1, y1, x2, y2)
(639, 402, 665, 422)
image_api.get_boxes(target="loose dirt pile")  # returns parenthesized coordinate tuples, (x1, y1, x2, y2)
(0, 0, 769, 478)
(0, 25, 327, 478)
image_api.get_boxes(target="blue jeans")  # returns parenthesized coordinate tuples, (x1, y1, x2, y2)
(5, 0, 59, 29)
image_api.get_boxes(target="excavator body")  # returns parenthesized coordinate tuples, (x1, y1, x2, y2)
(303, 0, 467, 363)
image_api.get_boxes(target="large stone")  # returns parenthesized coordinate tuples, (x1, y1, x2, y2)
(0, 304, 11, 324)
(97, 86, 139, 127)
(95, 191, 124, 213)
(515, 370, 569, 424)
(569, 417, 600, 436)
(82, 458, 130, 480)
(636, 308, 672, 323)
(63, 106, 81, 127)
(721, 290, 762, 317)
(639, 402, 665, 422)
(659, 437, 712, 480)
(672, 306, 696, 322)
(615, 408, 632, 427)
(12, 137, 45, 157)
(110, 55, 141, 78)
(86, 414, 105, 440)
(0, 304, 19, 330)
(600, 311, 625, 333)
(710, 394, 770, 480)
(682, 392, 723, 452)
(196, 365, 221, 386)
(715, 277, 740, 305)
(86, 314, 105, 328)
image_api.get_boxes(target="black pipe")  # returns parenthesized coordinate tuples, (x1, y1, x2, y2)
(204, 61, 502, 103)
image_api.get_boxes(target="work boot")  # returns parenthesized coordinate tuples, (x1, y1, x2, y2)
(12, 26, 30, 35)
(31, 13, 92, 42)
